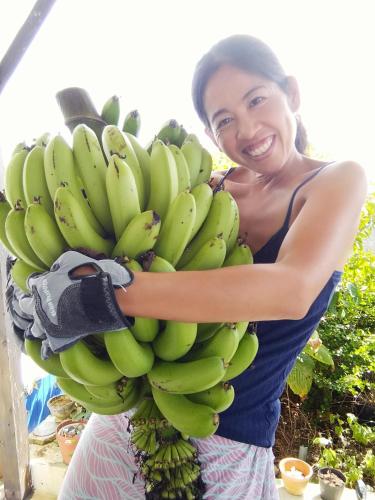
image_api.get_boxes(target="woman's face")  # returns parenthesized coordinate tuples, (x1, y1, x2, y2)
(203, 64, 300, 176)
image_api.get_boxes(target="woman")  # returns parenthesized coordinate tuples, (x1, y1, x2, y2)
(28, 35, 367, 499)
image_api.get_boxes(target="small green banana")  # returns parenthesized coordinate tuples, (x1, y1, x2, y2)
(195, 147, 213, 185)
(24, 202, 67, 267)
(156, 119, 181, 145)
(59, 339, 123, 386)
(179, 236, 226, 271)
(44, 135, 105, 236)
(102, 125, 145, 209)
(147, 356, 226, 394)
(152, 321, 197, 361)
(4, 149, 28, 208)
(177, 190, 237, 268)
(147, 140, 179, 221)
(23, 146, 54, 217)
(111, 210, 161, 259)
(195, 322, 223, 343)
(25, 338, 69, 378)
(187, 382, 235, 413)
(125, 132, 151, 205)
(168, 144, 191, 193)
(5, 204, 46, 270)
(151, 386, 219, 438)
(101, 95, 120, 125)
(188, 182, 213, 244)
(184, 323, 239, 364)
(54, 186, 114, 257)
(224, 238, 254, 266)
(106, 154, 141, 240)
(123, 109, 141, 136)
(222, 332, 259, 381)
(226, 201, 240, 255)
(153, 191, 196, 267)
(181, 139, 202, 188)
(104, 328, 155, 377)
(72, 124, 114, 234)
(0, 192, 16, 256)
(10, 259, 39, 293)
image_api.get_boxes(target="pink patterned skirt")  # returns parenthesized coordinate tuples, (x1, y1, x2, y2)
(58, 413, 278, 500)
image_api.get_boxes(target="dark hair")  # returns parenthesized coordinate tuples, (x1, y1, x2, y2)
(192, 34, 308, 154)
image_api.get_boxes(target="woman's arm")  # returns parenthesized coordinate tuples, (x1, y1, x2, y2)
(116, 161, 368, 323)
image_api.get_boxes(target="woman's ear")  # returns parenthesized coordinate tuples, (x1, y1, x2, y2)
(285, 76, 300, 112)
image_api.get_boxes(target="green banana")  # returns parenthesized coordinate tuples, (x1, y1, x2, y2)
(181, 139, 202, 188)
(226, 200, 240, 255)
(25, 338, 69, 378)
(147, 140, 179, 221)
(147, 356, 226, 394)
(44, 135, 105, 236)
(54, 186, 114, 257)
(104, 328, 155, 377)
(177, 190, 237, 268)
(224, 238, 254, 266)
(0, 192, 16, 256)
(56, 377, 136, 415)
(184, 323, 239, 364)
(10, 259, 39, 293)
(235, 321, 250, 341)
(188, 182, 213, 244)
(151, 386, 219, 438)
(153, 191, 196, 267)
(126, 258, 159, 342)
(85, 377, 140, 408)
(195, 322, 223, 343)
(5, 205, 46, 270)
(23, 146, 54, 217)
(34, 132, 51, 148)
(59, 339, 123, 386)
(195, 147, 213, 185)
(102, 125, 145, 209)
(168, 144, 191, 193)
(174, 125, 188, 148)
(123, 109, 141, 136)
(179, 236, 226, 271)
(101, 95, 120, 125)
(11, 142, 28, 156)
(187, 382, 235, 412)
(222, 332, 259, 381)
(125, 132, 151, 204)
(156, 119, 181, 145)
(141, 251, 176, 273)
(111, 210, 161, 259)
(152, 321, 197, 362)
(106, 154, 141, 240)
(72, 124, 114, 234)
(4, 149, 28, 208)
(24, 202, 67, 267)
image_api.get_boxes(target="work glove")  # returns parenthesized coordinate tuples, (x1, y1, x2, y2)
(5, 257, 34, 352)
(27, 250, 134, 355)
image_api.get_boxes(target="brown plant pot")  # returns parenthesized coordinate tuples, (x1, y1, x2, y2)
(56, 419, 86, 465)
(318, 467, 346, 500)
(47, 394, 75, 422)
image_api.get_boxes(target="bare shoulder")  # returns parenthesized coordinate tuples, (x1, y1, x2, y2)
(308, 160, 368, 201)
(209, 169, 229, 189)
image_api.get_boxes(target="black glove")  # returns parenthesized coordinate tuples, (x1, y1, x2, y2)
(5, 257, 34, 351)
(28, 250, 134, 354)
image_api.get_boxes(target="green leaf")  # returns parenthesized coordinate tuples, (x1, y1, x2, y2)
(287, 353, 315, 397)
(310, 344, 335, 367)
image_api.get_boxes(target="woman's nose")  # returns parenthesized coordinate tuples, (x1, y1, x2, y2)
(236, 113, 260, 141)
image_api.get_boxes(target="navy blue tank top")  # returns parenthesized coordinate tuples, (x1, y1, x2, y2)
(217, 166, 342, 447)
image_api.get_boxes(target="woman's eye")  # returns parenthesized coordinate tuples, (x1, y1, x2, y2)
(249, 96, 265, 107)
(216, 117, 232, 130)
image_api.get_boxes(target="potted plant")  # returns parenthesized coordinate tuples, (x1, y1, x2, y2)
(279, 457, 313, 496)
(56, 419, 86, 465)
(318, 467, 346, 500)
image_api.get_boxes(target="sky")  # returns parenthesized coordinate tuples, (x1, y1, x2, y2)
(0, 0, 374, 185)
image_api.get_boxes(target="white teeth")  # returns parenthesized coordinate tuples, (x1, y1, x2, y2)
(245, 137, 273, 157)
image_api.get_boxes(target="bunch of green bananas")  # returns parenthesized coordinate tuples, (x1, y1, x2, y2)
(1, 115, 259, 499)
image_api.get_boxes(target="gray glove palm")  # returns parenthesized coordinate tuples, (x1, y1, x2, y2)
(28, 251, 134, 354)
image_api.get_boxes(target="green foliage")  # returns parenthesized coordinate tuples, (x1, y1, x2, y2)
(312, 413, 375, 488)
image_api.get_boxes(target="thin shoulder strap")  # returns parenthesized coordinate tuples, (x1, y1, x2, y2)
(213, 167, 236, 193)
(282, 164, 327, 228)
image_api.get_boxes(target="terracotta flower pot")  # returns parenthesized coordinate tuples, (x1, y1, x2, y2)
(279, 457, 313, 496)
(318, 467, 346, 500)
(56, 419, 86, 465)
(47, 394, 75, 422)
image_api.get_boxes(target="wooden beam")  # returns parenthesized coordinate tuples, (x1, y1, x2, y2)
(0, 0, 57, 95)
(0, 149, 32, 497)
